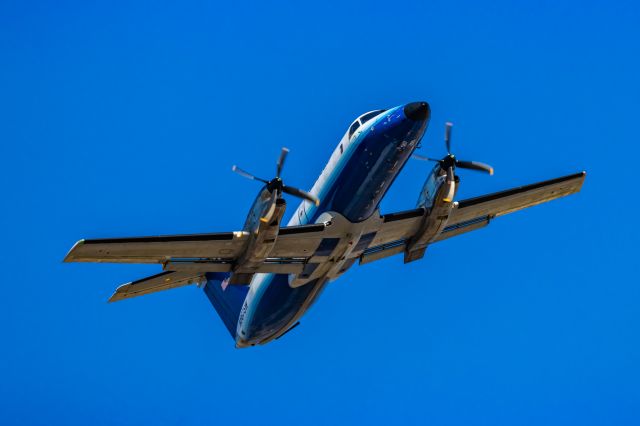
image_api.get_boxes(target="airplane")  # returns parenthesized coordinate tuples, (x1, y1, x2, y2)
(64, 101, 586, 348)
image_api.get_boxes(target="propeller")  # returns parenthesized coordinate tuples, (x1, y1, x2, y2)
(413, 122, 494, 175)
(232, 147, 320, 207)
(445, 121, 452, 154)
(413, 122, 494, 202)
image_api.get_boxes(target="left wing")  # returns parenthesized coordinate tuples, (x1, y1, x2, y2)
(65, 223, 340, 301)
(64, 231, 246, 264)
(64, 223, 339, 273)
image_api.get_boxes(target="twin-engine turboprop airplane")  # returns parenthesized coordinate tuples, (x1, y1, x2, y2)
(64, 102, 586, 347)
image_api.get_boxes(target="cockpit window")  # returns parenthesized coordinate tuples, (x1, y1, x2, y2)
(347, 109, 387, 139)
(359, 110, 385, 124)
(348, 121, 361, 139)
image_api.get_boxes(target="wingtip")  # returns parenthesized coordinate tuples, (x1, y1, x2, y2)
(63, 239, 85, 263)
(108, 290, 128, 303)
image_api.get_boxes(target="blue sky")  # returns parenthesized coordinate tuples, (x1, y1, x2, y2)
(1, 0, 639, 424)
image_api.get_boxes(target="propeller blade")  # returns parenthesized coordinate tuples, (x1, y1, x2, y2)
(444, 122, 453, 154)
(232, 165, 269, 183)
(282, 185, 320, 206)
(443, 166, 455, 202)
(276, 147, 289, 178)
(412, 154, 441, 162)
(455, 160, 494, 175)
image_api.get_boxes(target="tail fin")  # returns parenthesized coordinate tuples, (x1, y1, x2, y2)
(202, 273, 249, 338)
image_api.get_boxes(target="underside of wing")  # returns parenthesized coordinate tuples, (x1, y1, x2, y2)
(446, 171, 586, 227)
(63, 222, 341, 273)
(360, 171, 586, 264)
(66, 171, 585, 297)
(65, 222, 344, 301)
(64, 231, 249, 264)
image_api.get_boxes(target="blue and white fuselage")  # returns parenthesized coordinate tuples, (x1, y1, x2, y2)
(225, 102, 431, 347)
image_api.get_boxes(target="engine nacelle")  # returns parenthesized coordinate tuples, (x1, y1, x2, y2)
(229, 195, 287, 284)
(404, 166, 458, 263)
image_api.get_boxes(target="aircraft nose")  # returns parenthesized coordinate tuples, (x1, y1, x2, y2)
(403, 101, 430, 121)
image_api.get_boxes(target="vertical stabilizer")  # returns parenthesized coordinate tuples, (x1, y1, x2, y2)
(202, 273, 249, 338)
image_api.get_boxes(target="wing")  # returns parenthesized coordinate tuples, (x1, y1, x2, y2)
(64, 232, 246, 264)
(64, 222, 340, 273)
(444, 171, 586, 230)
(64, 223, 341, 301)
(360, 171, 586, 264)
(65, 171, 584, 300)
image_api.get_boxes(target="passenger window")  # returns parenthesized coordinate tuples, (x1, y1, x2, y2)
(348, 121, 361, 139)
(339, 143, 343, 154)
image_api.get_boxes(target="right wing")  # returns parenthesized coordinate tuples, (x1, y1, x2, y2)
(360, 171, 586, 264)
(442, 171, 586, 234)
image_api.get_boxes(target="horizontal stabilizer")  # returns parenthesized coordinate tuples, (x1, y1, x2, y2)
(109, 271, 205, 302)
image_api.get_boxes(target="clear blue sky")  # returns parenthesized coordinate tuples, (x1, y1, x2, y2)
(1, 1, 639, 425)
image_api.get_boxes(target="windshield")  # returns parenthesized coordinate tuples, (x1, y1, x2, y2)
(359, 110, 385, 124)
(348, 121, 361, 139)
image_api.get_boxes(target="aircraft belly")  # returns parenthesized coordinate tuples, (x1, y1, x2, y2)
(323, 119, 424, 223)
(237, 108, 429, 345)
(238, 274, 324, 345)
